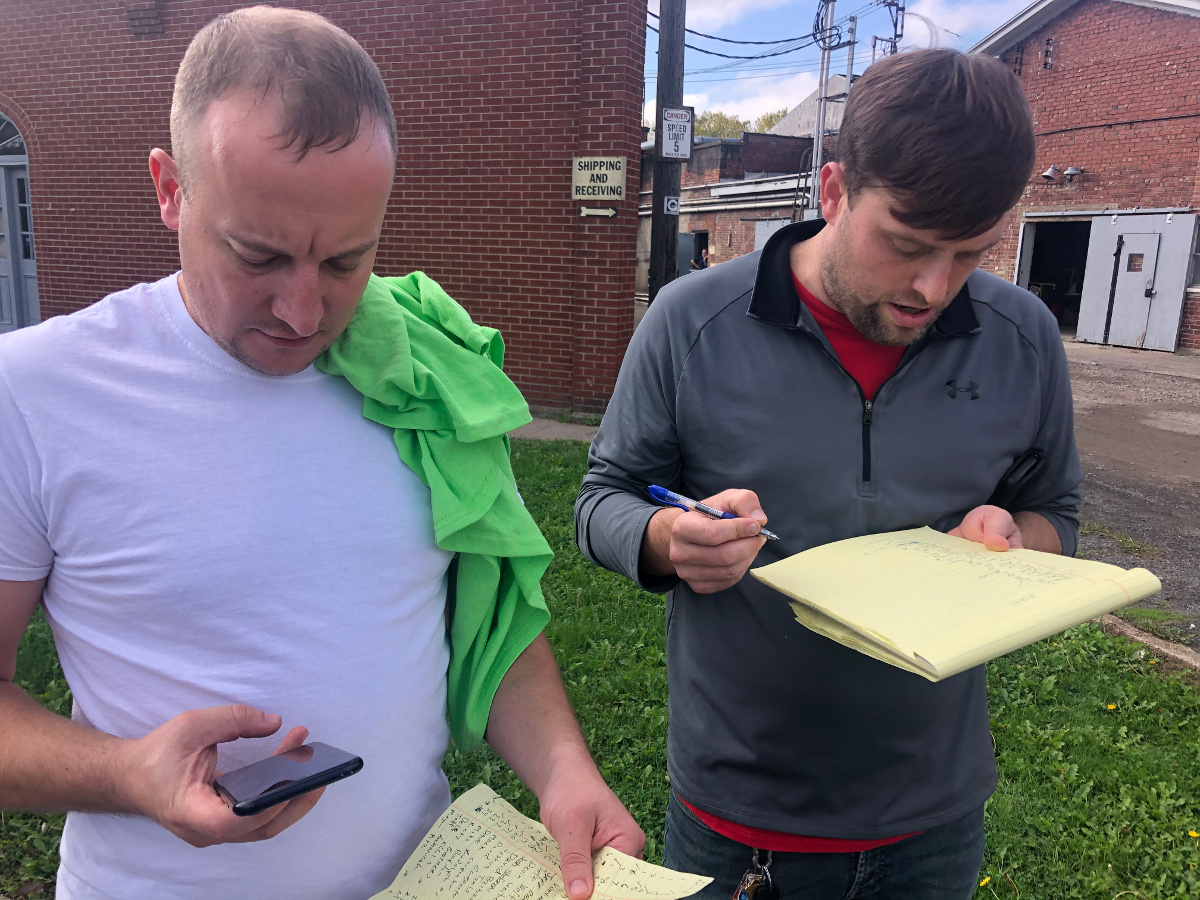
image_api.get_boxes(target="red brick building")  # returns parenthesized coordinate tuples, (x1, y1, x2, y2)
(972, 0, 1200, 351)
(631, 2, 1200, 352)
(0, 0, 647, 414)
(635, 131, 812, 294)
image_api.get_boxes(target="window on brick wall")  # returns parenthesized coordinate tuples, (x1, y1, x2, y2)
(0, 117, 25, 156)
(1190, 227, 1200, 287)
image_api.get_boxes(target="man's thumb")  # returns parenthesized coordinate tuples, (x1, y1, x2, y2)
(188, 705, 282, 746)
(557, 830, 594, 900)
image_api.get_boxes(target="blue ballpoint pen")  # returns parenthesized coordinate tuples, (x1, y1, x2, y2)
(648, 485, 779, 541)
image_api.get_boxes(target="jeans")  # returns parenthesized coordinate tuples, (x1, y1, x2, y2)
(662, 793, 985, 900)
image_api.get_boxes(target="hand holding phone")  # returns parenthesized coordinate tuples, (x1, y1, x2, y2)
(214, 742, 363, 816)
(120, 705, 328, 848)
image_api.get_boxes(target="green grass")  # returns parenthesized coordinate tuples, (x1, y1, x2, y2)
(984, 631, 1200, 898)
(5, 439, 1200, 898)
(1113, 607, 1190, 645)
(2, 608, 69, 895)
(1080, 522, 1159, 558)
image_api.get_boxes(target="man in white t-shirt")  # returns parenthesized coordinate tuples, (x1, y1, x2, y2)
(0, 7, 642, 899)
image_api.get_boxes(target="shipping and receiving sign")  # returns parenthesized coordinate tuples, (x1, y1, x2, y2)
(660, 106, 694, 161)
(572, 157, 626, 201)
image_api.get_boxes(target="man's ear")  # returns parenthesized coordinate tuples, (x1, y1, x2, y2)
(149, 148, 183, 232)
(818, 162, 849, 226)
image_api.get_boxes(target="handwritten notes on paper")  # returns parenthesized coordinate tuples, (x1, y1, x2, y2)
(752, 527, 1161, 680)
(369, 784, 711, 900)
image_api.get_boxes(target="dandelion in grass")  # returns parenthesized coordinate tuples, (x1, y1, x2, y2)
(1107, 704, 1116, 709)
(979, 876, 991, 887)
(1190, 830, 1199, 838)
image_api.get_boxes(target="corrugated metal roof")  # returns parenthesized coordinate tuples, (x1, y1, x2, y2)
(970, 0, 1200, 56)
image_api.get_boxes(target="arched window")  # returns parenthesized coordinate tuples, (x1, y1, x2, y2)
(0, 115, 26, 157)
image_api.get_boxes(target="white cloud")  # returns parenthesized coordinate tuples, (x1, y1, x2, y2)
(648, 0, 794, 33)
(645, 70, 819, 128)
(697, 71, 820, 120)
(906, 0, 1034, 47)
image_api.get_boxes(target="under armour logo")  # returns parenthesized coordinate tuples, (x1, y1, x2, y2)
(946, 379, 979, 400)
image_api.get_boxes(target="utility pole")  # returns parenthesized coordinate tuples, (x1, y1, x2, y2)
(844, 17, 857, 88)
(871, 0, 905, 63)
(809, 1, 855, 213)
(808, 0, 834, 213)
(648, 0, 686, 302)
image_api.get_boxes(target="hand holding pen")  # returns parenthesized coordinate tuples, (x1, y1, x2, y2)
(642, 485, 778, 594)
(649, 486, 779, 540)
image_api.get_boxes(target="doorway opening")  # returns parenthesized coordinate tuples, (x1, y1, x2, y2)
(690, 230, 709, 270)
(1023, 221, 1090, 334)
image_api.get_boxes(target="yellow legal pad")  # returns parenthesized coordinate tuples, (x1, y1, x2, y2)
(370, 783, 711, 900)
(751, 527, 1161, 681)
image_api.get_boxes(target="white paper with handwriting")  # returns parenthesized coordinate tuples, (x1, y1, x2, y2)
(369, 784, 711, 900)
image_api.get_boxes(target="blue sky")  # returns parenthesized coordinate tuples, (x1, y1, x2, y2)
(643, 0, 1034, 125)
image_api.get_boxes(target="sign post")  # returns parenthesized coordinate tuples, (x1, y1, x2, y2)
(659, 107, 694, 162)
(649, 0, 688, 303)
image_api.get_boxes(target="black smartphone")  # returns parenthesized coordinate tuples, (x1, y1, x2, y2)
(214, 741, 363, 817)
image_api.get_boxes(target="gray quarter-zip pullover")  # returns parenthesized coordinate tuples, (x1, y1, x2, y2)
(575, 219, 1081, 838)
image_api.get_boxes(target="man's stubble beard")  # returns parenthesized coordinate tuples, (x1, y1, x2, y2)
(818, 237, 944, 348)
(181, 274, 332, 377)
(222, 330, 333, 378)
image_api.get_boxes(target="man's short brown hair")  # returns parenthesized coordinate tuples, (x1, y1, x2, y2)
(170, 5, 397, 188)
(837, 49, 1035, 240)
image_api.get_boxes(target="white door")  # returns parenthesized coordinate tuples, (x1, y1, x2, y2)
(1108, 233, 1160, 348)
(1078, 213, 1196, 349)
(0, 166, 37, 332)
(754, 218, 789, 250)
(1014, 222, 1035, 288)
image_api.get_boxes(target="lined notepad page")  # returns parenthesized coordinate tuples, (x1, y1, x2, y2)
(370, 784, 711, 900)
(752, 527, 1160, 679)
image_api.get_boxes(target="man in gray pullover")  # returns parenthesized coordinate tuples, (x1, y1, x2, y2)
(576, 49, 1081, 899)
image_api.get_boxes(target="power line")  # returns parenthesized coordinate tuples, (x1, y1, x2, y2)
(646, 24, 816, 60)
(646, 51, 876, 82)
(646, 5, 883, 74)
(647, 50, 868, 77)
(647, 9, 807, 45)
(666, 59, 825, 77)
(646, 4, 882, 44)
(656, 68, 832, 85)
(813, 0, 843, 50)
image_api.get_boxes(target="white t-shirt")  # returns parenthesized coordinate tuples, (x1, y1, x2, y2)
(0, 275, 455, 899)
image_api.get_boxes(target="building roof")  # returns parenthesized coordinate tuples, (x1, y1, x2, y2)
(970, 0, 1200, 55)
(768, 74, 849, 138)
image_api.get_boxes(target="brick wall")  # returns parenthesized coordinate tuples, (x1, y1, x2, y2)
(740, 132, 811, 176)
(1181, 290, 1200, 351)
(0, 0, 647, 413)
(978, 0, 1200, 349)
(637, 131, 808, 286)
(679, 211, 784, 264)
(646, 132, 809, 193)
(681, 141, 737, 188)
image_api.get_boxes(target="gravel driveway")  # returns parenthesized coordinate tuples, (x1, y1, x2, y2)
(1067, 341, 1200, 648)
